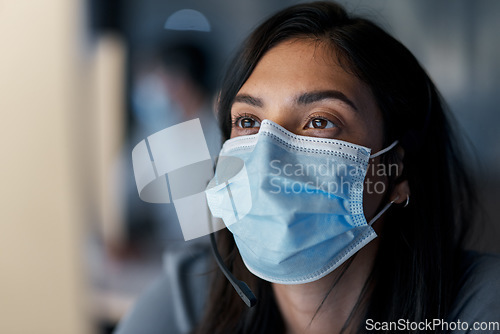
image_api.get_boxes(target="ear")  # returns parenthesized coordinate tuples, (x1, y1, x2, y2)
(390, 145, 410, 204)
(390, 179, 410, 204)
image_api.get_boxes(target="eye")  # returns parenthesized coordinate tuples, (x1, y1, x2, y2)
(306, 117, 336, 129)
(237, 117, 261, 129)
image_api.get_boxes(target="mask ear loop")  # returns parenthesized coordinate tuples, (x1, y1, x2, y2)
(369, 140, 399, 159)
(367, 141, 400, 226)
(368, 196, 399, 226)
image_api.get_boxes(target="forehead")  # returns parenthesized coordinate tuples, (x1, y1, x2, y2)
(237, 38, 375, 112)
(255, 38, 344, 79)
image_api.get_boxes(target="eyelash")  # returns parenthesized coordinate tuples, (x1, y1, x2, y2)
(304, 115, 337, 129)
(232, 113, 261, 129)
(231, 113, 339, 130)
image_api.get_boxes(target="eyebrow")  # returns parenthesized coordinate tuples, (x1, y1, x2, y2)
(297, 90, 358, 111)
(233, 94, 264, 108)
(233, 90, 358, 112)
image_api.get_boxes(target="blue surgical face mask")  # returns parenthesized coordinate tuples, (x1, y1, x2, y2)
(205, 120, 398, 284)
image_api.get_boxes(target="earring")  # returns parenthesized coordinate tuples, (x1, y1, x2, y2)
(404, 194, 410, 208)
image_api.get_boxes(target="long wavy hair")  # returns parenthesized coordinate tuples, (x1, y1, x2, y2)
(193, 2, 478, 333)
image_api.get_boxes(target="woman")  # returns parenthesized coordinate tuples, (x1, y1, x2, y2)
(196, 1, 500, 333)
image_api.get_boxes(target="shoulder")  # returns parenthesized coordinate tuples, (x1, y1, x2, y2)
(457, 251, 500, 296)
(447, 251, 500, 333)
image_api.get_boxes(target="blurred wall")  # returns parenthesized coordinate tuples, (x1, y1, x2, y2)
(0, 0, 94, 333)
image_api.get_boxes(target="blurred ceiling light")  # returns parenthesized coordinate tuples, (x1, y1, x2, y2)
(164, 9, 211, 32)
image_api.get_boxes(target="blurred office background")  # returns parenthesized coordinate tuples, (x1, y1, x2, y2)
(1, 0, 499, 333)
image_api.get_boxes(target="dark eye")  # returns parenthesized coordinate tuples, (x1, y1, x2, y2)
(306, 117, 336, 129)
(238, 117, 261, 129)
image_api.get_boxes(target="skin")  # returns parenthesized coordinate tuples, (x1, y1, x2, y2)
(161, 68, 207, 118)
(230, 38, 409, 333)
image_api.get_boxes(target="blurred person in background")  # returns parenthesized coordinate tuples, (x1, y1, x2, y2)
(113, 40, 219, 334)
(122, 40, 220, 251)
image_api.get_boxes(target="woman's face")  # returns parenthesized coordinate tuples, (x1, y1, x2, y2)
(229, 38, 388, 221)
